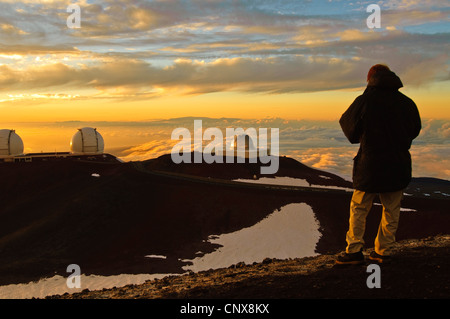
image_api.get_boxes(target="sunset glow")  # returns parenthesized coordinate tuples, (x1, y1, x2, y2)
(0, 0, 449, 177)
(0, 1, 449, 301)
(1, 0, 448, 120)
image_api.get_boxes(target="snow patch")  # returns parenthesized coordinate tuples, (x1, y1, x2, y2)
(0, 273, 174, 299)
(234, 176, 353, 192)
(144, 255, 167, 259)
(181, 203, 322, 273)
(434, 191, 450, 197)
(400, 208, 418, 212)
(373, 202, 417, 212)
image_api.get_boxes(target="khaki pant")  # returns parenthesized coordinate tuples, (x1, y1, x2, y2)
(345, 189, 403, 256)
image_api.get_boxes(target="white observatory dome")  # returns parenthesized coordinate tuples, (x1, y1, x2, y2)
(0, 129, 24, 157)
(232, 133, 256, 151)
(70, 127, 104, 154)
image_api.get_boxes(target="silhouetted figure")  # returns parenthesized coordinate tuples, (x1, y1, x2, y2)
(336, 64, 421, 264)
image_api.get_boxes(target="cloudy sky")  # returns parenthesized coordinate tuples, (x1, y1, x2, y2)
(0, 0, 449, 120)
(0, 0, 449, 178)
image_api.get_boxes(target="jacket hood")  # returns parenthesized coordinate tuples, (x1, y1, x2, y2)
(367, 70, 403, 89)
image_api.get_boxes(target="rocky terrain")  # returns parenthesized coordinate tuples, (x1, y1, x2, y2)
(49, 234, 449, 299)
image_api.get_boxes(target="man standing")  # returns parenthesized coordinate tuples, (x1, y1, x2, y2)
(336, 64, 421, 264)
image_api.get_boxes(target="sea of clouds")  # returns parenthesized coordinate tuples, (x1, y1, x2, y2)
(11, 117, 449, 181)
(105, 117, 449, 181)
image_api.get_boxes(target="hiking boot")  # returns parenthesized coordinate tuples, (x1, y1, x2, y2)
(335, 251, 365, 265)
(368, 251, 390, 263)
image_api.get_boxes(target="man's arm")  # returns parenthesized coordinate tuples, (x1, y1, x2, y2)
(339, 95, 365, 144)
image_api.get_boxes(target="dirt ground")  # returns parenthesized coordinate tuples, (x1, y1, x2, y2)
(49, 234, 449, 300)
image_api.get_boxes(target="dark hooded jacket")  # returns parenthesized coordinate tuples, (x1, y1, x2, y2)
(339, 70, 421, 193)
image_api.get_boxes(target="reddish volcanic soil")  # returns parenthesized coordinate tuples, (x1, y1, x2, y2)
(0, 154, 448, 294)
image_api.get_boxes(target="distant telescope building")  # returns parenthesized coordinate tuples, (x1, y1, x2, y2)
(0, 127, 119, 163)
(70, 127, 104, 154)
(0, 129, 24, 157)
(232, 134, 256, 152)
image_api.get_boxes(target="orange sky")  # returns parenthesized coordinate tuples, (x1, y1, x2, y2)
(1, 81, 448, 123)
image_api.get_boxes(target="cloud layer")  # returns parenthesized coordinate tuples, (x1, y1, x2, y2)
(9, 117, 449, 180)
(93, 117, 448, 180)
(0, 0, 448, 101)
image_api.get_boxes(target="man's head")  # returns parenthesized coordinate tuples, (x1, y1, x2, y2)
(367, 64, 390, 82)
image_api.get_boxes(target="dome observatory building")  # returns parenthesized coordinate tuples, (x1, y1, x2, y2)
(0, 129, 24, 158)
(70, 127, 105, 155)
(0, 127, 119, 163)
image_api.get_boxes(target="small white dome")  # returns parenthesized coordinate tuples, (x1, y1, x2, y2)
(70, 127, 104, 154)
(233, 134, 256, 150)
(0, 129, 24, 157)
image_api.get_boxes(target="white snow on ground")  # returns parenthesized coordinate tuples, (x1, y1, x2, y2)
(0, 203, 321, 299)
(181, 203, 322, 272)
(373, 202, 418, 212)
(433, 191, 450, 196)
(400, 208, 418, 212)
(233, 176, 353, 192)
(145, 255, 167, 259)
(0, 273, 172, 299)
